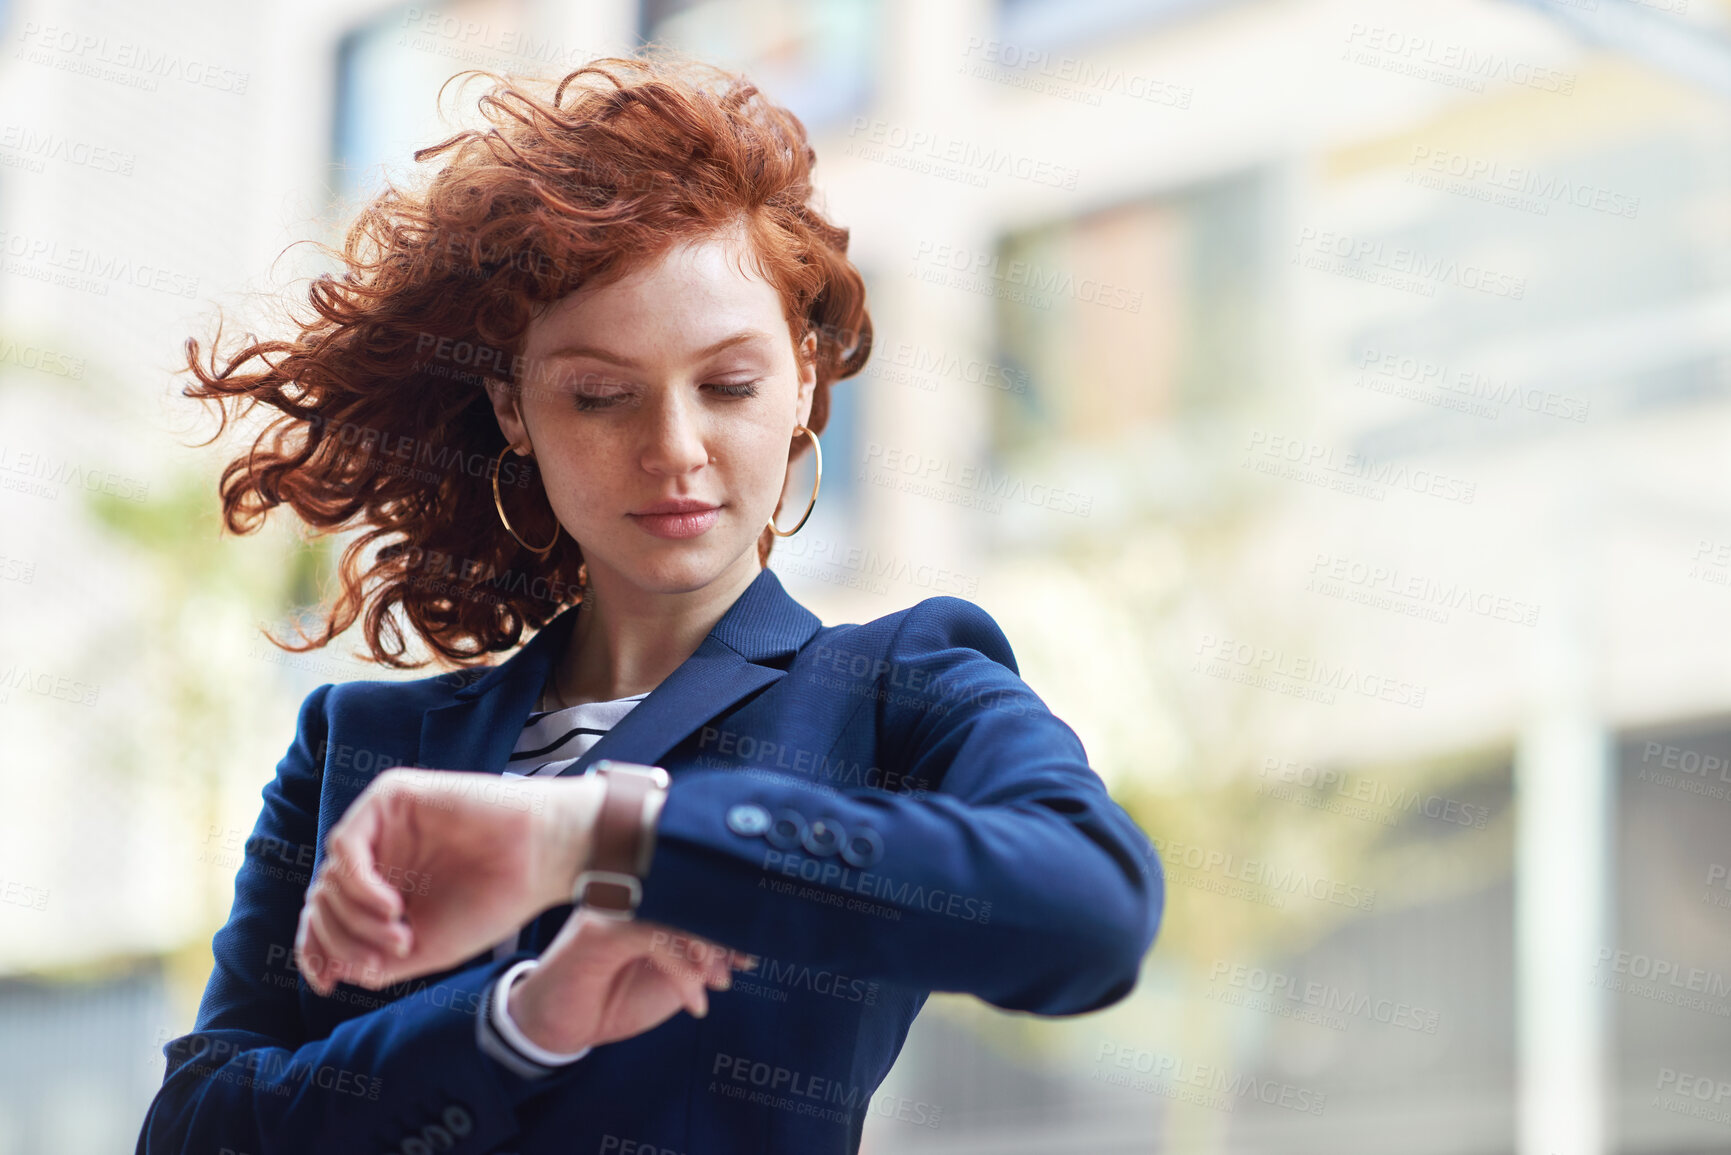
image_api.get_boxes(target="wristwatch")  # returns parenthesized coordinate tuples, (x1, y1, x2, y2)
(572, 760, 670, 919)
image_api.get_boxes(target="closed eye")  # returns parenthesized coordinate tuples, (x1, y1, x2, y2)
(571, 392, 626, 412)
(567, 379, 761, 412)
(708, 381, 761, 398)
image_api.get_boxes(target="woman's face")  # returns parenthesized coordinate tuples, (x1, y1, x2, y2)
(486, 226, 816, 599)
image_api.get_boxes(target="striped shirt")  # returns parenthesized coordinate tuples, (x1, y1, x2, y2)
(476, 688, 650, 1079)
(502, 692, 649, 780)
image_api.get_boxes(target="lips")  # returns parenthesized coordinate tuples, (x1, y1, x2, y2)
(631, 499, 718, 516)
(627, 501, 721, 540)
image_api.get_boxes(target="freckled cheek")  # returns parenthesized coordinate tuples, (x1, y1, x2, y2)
(716, 436, 790, 507)
(532, 447, 623, 527)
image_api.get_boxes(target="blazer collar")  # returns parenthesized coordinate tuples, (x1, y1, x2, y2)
(417, 566, 822, 779)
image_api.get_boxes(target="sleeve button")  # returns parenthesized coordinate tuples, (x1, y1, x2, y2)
(840, 827, 883, 868)
(765, 809, 809, 851)
(726, 803, 771, 837)
(802, 818, 844, 857)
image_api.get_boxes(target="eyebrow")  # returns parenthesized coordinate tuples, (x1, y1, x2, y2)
(541, 329, 774, 369)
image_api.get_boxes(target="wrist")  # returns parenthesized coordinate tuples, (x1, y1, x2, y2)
(501, 961, 593, 1059)
(533, 775, 605, 911)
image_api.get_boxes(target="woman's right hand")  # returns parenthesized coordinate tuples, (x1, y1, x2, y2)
(294, 767, 605, 996)
(507, 908, 757, 1053)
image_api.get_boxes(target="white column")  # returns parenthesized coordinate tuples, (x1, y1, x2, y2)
(529, 0, 638, 61)
(1515, 518, 1611, 1155)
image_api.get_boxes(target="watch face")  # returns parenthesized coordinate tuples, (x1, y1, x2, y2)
(580, 875, 640, 914)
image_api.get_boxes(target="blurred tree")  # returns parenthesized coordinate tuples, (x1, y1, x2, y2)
(926, 495, 1514, 1149)
(84, 462, 335, 1011)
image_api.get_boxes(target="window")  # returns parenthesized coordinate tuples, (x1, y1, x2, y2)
(640, 0, 878, 132)
(331, 0, 525, 212)
(993, 170, 1272, 458)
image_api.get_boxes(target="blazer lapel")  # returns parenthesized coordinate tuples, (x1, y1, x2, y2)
(556, 643, 781, 777)
(558, 564, 824, 775)
(416, 607, 577, 777)
(415, 565, 822, 778)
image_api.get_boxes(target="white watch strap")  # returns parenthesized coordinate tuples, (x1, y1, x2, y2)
(490, 959, 592, 1065)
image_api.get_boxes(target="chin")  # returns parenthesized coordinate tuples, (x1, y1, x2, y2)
(616, 543, 742, 595)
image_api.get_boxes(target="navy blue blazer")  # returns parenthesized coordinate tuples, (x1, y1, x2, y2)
(137, 566, 1164, 1155)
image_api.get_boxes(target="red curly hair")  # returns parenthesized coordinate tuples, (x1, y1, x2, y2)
(185, 54, 872, 670)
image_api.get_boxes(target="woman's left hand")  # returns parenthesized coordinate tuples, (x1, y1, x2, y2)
(293, 767, 602, 995)
(506, 910, 757, 1054)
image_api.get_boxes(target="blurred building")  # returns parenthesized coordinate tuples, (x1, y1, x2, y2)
(3, 0, 1731, 1152)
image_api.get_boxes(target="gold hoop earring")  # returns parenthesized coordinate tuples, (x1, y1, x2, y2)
(768, 424, 821, 537)
(494, 443, 561, 555)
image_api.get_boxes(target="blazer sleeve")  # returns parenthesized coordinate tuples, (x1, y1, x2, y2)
(135, 683, 577, 1155)
(635, 596, 1165, 1015)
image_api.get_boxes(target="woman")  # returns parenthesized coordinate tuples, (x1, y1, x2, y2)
(136, 55, 1163, 1155)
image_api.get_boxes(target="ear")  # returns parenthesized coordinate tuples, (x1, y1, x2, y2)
(795, 330, 817, 429)
(483, 377, 529, 450)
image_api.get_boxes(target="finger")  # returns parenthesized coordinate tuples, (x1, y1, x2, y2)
(322, 806, 403, 923)
(303, 904, 351, 993)
(318, 870, 408, 955)
(651, 934, 714, 987)
(696, 943, 735, 990)
(677, 963, 710, 1020)
(306, 897, 383, 989)
(326, 789, 404, 917)
(293, 906, 316, 989)
(296, 905, 334, 997)
(642, 939, 714, 1018)
(320, 877, 408, 963)
(685, 931, 736, 976)
(328, 854, 404, 925)
(706, 955, 733, 992)
(691, 941, 751, 984)
(638, 928, 741, 989)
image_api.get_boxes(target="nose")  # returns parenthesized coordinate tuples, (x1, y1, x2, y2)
(639, 387, 710, 477)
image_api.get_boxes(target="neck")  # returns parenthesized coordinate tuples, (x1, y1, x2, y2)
(552, 551, 762, 706)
